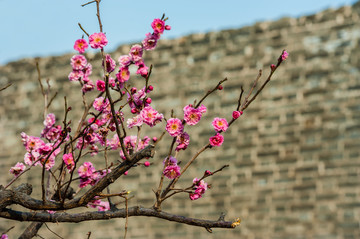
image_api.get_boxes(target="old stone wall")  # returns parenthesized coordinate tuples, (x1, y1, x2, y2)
(0, 2, 359, 238)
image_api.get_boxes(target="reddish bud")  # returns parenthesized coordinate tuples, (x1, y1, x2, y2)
(232, 111, 241, 119)
(217, 85, 223, 90)
(131, 108, 138, 114)
(152, 137, 157, 142)
(131, 87, 137, 94)
(144, 161, 150, 167)
(165, 25, 171, 30)
(122, 91, 126, 95)
(124, 171, 128, 175)
(205, 170, 212, 176)
(270, 64, 276, 71)
(146, 97, 152, 104)
(147, 85, 154, 92)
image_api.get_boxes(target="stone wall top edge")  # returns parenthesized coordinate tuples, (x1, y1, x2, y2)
(0, 1, 358, 69)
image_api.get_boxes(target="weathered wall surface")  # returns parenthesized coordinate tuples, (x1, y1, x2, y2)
(1, 2, 360, 239)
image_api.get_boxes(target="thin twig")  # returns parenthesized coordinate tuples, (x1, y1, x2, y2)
(0, 83, 12, 92)
(44, 223, 64, 239)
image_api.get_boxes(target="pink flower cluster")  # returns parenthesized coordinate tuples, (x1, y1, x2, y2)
(175, 132, 190, 151)
(183, 104, 207, 126)
(78, 162, 110, 188)
(41, 113, 63, 142)
(115, 18, 171, 83)
(87, 198, 110, 212)
(21, 124, 64, 171)
(107, 135, 151, 160)
(163, 156, 181, 179)
(189, 178, 208, 200)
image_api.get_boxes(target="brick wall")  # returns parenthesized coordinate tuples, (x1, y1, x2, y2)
(0, 2, 359, 238)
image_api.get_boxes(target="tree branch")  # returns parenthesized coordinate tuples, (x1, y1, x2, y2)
(0, 206, 239, 230)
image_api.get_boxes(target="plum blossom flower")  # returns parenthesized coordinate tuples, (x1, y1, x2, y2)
(163, 165, 181, 179)
(118, 55, 132, 67)
(78, 162, 95, 178)
(151, 19, 165, 34)
(96, 80, 106, 92)
(175, 132, 190, 151)
(68, 70, 84, 81)
(89, 32, 108, 49)
(142, 32, 159, 50)
(163, 156, 181, 179)
(166, 118, 183, 137)
(74, 39, 88, 54)
(1, 234, 9, 239)
(103, 54, 116, 73)
(82, 78, 95, 93)
(63, 153, 75, 172)
(127, 114, 143, 128)
(281, 50, 289, 61)
(129, 44, 143, 62)
(116, 66, 130, 83)
(183, 104, 207, 126)
(71, 55, 87, 71)
(9, 162, 26, 177)
(212, 117, 228, 132)
(232, 111, 243, 119)
(189, 178, 208, 200)
(209, 133, 224, 147)
(140, 106, 164, 127)
(93, 97, 110, 112)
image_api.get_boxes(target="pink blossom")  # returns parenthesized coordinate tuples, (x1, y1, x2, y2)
(9, 162, 26, 177)
(135, 60, 149, 77)
(43, 113, 56, 127)
(96, 80, 106, 92)
(281, 50, 289, 61)
(118, 55, 132, 67)
(24, 151, 40, 166)
(78, 162, 95, 178)
(163, 156, 177, 165)
(71, 55, 87, 71)
(89, 32, 108, 49)
(163, 165, 181, 179)
(93, 96, 110, 112)
(68, 70, 84, 81)
(212, 117, 228, 132)
(127, 114, 143, 128)
(103, 54, 116, 73)
(129, 44, 143, 62)
(209, 133, 224, 147)
(232, 111, 243, 119)
(73, 39, 88, 54)
(1, 234, 9, 239)
(189, 178, 208, 200)
(183, 104, 207, 126)
(151, 19, 165, 34)
(142, 32, 159, 50)
(83, 63, 93, 77)
(63, 153, 75, 172)
(82, 78, 95, 93)
(140, 106, 164, 127)
(175, 132, 190, 151)
(116, 66, 130, 83)
(166, 118, 183, 137)
(21, 132, 45, 152)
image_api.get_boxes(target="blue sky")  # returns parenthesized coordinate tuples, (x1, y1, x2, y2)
(0, 0, 357, 65)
